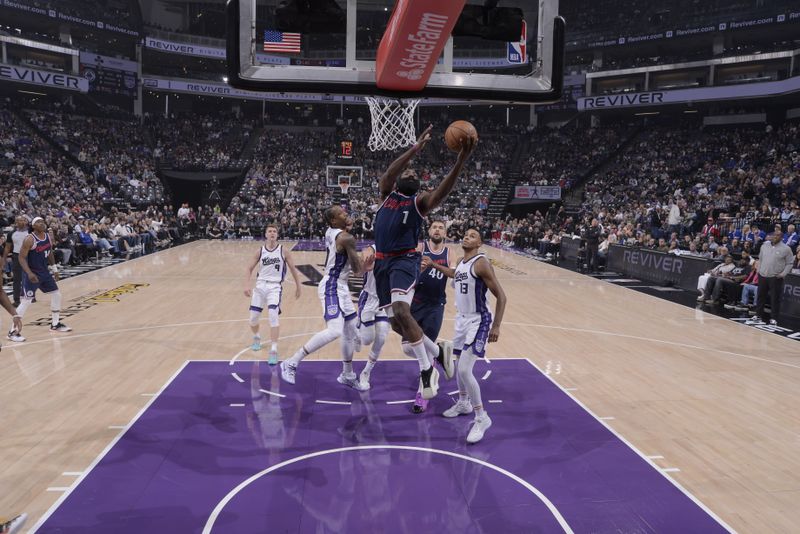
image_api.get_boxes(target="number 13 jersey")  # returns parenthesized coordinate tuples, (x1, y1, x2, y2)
(452, 253, 490, 316)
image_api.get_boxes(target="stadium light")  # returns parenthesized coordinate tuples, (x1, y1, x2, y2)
(222, 76, 229, 83)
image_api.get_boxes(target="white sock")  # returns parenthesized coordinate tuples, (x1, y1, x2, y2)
(253, 333, 261, 340)
(52, 311, 60, 327)
(457, 349, 482, 410)
(16, 299, 32, 318)
(343, 361, 353, 375)
(287, 346, 308, 367)
(363, 359, 376, 376)
(270, 342, 277, 351)
(422, 335, 439, 360)
(369, 322, 389, 361)
(410, 339, 431, 371)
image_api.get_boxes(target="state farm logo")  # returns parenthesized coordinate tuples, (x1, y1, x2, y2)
(396, 69, 425, 80)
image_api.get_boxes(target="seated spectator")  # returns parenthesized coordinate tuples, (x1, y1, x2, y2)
(792, 250, 800, 275)
(783, 224, 798, 251)
(736, 260, 760, 311)
(207, 225, 223, 239)
(718, 254, 753, 308)
(697, 255, 736, 302)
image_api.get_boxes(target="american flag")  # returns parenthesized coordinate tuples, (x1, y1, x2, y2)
(263, 30, 301, 53)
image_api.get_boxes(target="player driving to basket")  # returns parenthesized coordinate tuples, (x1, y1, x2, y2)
(373, 125, 476, 400)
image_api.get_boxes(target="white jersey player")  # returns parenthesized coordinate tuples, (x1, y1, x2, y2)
(356, 244, 390, 389)
(426, 228, 506, 444)
(245, 224, 302, 365)
(281, 206, 369, 390)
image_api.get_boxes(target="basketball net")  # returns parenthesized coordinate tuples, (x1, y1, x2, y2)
(365, 96, 420, 152)
(338, 178, 350, 196)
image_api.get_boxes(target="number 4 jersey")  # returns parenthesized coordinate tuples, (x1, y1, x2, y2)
(257, 244, 287, 284)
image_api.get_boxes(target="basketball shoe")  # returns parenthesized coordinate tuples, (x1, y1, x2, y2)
(466, 413, 492, 444)
(443, 399, 473, 418)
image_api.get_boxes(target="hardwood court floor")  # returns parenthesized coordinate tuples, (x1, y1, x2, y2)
(1, 240, 798, 532)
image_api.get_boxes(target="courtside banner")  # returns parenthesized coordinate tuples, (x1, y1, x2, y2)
(578, 75, 800, 110)
(781, 274, 800, 319)
(514, 186, 561, 200)
(560, 236, 582, 261)
(0, 63, 88, 92)
(607, 246, 710, 290)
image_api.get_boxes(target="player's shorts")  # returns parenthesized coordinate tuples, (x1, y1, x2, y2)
(411, 301, 445, 341)
(452, 312, 493, 358)
(374, 252, 420, 309)
(358, 290, 389, 326)
(22, 270, 58, 298)
(250, 282, 282, 314)
(318, 278, 356, 322)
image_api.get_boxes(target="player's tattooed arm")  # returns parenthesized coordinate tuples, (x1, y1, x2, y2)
(18, 235, 38, 284)
(474, 256, 506, 343)
(378, 125, 433, 200)
(338, 232, 363, 275)
(417, 136, 477, 216)
(422, 255, 456, 278)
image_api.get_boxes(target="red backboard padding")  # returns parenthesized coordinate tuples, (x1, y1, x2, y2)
(375, 0, 466, 92)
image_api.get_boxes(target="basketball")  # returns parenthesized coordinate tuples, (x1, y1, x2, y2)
(444, 120, 478, 152)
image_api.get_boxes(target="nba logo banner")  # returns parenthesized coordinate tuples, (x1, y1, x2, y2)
(507, 20, 527, 64)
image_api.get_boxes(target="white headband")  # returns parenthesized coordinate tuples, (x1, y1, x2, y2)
(31, 217, 44, 225)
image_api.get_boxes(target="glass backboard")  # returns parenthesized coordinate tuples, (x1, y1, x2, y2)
(225, 0, 564, 104)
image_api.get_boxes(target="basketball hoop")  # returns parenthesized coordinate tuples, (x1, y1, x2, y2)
(338, 177, 350, 196)
(365, 96, 420, 152)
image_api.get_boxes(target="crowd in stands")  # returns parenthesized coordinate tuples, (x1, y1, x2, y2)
(519, 124, 630, 190)
(23, 110, 165, 207)
(500, 119, 800, 302)
(5, 96, 800, 318)
(1, 103, 178, 293)
(219, 123, 507, 242)
(147, 113, 255, 169)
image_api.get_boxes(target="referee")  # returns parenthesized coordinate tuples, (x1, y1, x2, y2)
(2, 216, 29, 307)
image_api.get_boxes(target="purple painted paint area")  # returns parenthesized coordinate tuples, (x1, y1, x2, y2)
(292, 240, 373, 252)
(36, 360, 730, 533)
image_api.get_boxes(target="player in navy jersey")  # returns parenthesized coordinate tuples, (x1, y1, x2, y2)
(13, 217, 71, 333)
(426, 228, 507, 443)
(406, 220, 453, 413)
(373, 125, 476, 401)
